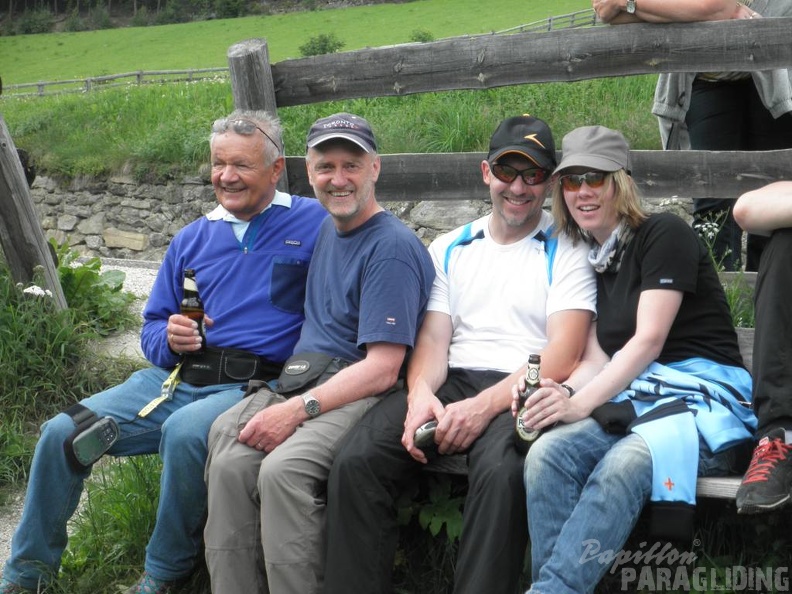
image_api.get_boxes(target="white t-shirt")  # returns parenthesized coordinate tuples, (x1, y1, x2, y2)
(428, 210, 597, 372)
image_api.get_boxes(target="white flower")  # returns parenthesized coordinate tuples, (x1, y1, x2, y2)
(23, 285, 53, 298)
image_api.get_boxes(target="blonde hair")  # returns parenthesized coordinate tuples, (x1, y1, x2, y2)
(551, 169, 647, 244)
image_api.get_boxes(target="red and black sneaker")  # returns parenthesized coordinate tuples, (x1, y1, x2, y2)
(736, 428, 792, 514)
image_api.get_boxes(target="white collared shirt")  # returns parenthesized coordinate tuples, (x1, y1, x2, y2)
(205, 190, 293, 242)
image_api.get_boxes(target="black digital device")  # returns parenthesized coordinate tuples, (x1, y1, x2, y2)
(413, 420, 438, 449)
(63, 404, 119, 470)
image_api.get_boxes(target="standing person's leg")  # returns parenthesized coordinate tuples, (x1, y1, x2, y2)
(744, 88, 792, 271)
(258, 395, 381, 594)
(203, 389, 280, 593)
(686, 79, 750, 271)
(750, 228, 792, 435)
(736, 228, 792, 513)
(2, 368, 179, 590)
(141, 382, 246, 581)
(324, 390, 420, 594)
(525, 419, 650, 594)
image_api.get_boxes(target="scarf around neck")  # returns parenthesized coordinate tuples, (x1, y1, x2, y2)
(588, 222, 635, 273)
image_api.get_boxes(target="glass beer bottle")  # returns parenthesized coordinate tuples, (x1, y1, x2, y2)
(181, 268, 206, 350)
(514, 354, 541, 453)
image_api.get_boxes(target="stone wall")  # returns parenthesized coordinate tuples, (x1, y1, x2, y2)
(30, 175, 693, 262)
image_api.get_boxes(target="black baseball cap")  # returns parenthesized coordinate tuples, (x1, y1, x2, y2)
(487, 115, 556, 170)
(306, 112, 377, 153)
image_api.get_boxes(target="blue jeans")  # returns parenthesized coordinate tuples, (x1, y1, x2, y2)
(3, 367, 246, 589)
(524, 418, 737, 594)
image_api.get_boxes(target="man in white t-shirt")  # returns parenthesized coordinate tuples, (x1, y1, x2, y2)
(323, 115, 598, 594)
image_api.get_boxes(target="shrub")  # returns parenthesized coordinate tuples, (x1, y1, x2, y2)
(213, 0, 248, 18)
(15, 9, 54, 34)
(62, 10, 88, 32)
(87, 6, 114, 30)
(131, 6, 151, 26)
(409, 28, 434, 43)
(299, 32, 345, 57)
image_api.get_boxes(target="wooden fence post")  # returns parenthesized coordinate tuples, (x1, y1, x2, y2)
(227, 38, 289, 193)
(0, 117, 67, 310)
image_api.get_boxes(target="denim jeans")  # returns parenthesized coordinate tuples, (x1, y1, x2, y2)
(2, 367, 246, 589)
(524, 417, 738, 594)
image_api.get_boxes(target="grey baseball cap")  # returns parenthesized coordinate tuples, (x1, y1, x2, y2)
(554, 126, 631, 175)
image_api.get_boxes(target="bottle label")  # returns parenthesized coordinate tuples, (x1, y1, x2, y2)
(515, 409, 541, 442)
(525, 366, 540, 385)
(184, 277, 198, 292)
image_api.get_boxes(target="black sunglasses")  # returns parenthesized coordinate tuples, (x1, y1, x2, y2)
(559, 171, 609, 191)
(490, 163, 551, 186)
(212, 118, 282, 154)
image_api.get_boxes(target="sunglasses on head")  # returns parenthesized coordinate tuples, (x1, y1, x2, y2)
(490, 163, 551, 186)
(559, 171, 609, 191)
(212, 118, 282, 153)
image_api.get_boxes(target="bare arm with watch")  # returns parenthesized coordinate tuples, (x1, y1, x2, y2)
(594, 0, 743, 24)
(236, 342, 406, 453)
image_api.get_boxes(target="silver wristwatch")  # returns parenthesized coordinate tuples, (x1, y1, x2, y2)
(626, 0, 636, 14)
(302, 392, 321, 418)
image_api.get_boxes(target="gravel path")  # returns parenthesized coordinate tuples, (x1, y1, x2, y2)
(0, 259, 160, 572)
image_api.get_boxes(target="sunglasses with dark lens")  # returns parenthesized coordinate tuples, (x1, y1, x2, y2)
(491, 163, 551, 186)
(559, 171, 609, 191)
(212, 118, 282, 154)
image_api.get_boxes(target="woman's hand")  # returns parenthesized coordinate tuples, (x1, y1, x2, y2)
(518, 379, 588, 432)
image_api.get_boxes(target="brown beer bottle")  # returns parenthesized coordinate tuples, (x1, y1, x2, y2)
(181, 268, 206, 350)
(514, 354, 541, 453)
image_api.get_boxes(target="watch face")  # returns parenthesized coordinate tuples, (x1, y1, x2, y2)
(304, 396, 320, 417)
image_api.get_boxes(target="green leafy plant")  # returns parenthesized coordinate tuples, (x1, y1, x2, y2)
(693, 217, 755, 328)
(299, 33, 345, 57)
(0, 249, 141, 486)
(51, 239, 138, 336)
(409, 28, 435, 43)
(417, 474, 465, 541)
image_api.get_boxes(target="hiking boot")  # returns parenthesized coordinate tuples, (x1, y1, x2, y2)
(0, 579, 33, 594)
(123, 572, 187, 594)
(736, 427, 792, 514)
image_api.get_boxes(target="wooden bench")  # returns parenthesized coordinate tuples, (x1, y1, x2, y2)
(424, 324, 756, 501)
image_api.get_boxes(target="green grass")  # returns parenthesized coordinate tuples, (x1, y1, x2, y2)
(0, 0, 663, 183)
(1, 74, 660, 181)
(0, 0, 591, 85)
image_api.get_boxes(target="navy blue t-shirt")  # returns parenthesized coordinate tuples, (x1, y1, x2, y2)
(294, 211, 435, 362)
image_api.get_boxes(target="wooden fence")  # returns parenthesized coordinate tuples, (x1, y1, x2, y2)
(225, 17, 792, 499)
(1, 67, 229, 97)
(0, 10, 599, 99)
(225, 17, 792, 203)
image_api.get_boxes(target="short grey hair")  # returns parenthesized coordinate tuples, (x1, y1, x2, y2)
(210, 110, 283, 166)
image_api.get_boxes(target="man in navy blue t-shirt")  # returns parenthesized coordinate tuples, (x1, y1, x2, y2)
(203, 113, 435, 594)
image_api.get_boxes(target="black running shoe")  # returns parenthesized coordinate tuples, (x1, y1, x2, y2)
(736, 428, 792, 514)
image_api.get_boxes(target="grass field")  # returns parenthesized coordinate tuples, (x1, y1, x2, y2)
(0, 0, 591, 85)
(0, 0, 662, 182)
